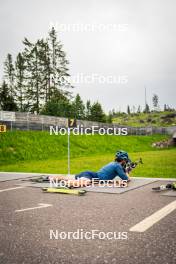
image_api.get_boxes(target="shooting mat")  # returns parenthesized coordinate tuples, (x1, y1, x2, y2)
(16, 178, 158, 194)
(78, 178, 158, 194)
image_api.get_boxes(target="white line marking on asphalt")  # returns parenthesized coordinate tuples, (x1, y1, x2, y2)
(15, 203, 53, 212)
(0, 186, 25, 193)
(130, 200, 176, 232)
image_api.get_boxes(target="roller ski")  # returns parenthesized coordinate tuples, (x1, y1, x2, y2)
(30, 175, 50, 182)
(42, 187, 87, 196)
(152, 182, 176, 192)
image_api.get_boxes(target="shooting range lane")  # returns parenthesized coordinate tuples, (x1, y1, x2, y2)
(0, 177, 175, 264)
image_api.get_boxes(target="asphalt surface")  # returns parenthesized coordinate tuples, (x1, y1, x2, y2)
(0, 178, 176, 264)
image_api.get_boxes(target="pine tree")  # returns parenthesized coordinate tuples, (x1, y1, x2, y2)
(0, 81, 18, 111)
(152, 94, 159, 111)
(48, 27, 72, 98)
(4, 54, 15, 97)
(137, 105, 141, 113)
(164, 104, 167, 111)
(15, 52, 26, 111)
(112, 108, 116, 116)
(2, 27, 72, 114)
(23, 38, 45, 113)
(72, 94, 85, 119)
(39, 39, 52, 102)
(90, 102, 106, 122)
(85, 100, 91, 120)
(127, 105, 130, 115)
(144, 103, 150, 113)
(41, 93, 72, 117)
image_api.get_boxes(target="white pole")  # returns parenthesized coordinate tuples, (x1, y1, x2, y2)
(67, 127, 70, 175)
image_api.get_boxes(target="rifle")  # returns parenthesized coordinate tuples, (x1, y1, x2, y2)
(124, 158, 143, 173)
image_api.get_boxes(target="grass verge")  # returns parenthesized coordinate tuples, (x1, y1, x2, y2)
(0, 149, 176, 178)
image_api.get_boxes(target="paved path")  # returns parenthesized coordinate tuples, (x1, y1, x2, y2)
(0, 175, 175, 264)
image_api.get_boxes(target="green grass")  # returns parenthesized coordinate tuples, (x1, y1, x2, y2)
(0, 131, 175, 178)
(0, 150, 176, 178)
(0, 131, 170, 164)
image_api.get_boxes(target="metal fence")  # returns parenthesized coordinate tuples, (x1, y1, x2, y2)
(0, 110, 176, 135)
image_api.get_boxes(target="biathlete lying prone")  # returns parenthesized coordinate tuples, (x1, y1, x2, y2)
(51, 151, 131, 188)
